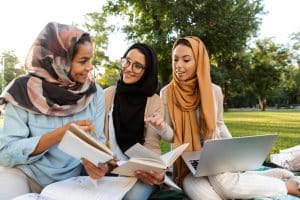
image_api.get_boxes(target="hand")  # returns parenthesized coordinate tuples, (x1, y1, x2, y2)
(144, 112, 165, 130)
(134, 170, 165, 185)
(59, 119, 94, 139)
(81, 158, 109, 180)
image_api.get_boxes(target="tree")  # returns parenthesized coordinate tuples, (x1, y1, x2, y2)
(248, 38, 291, 111)
(84, 12, 111, 69)
(290, 31, 300, 67)
(100, 0, 264, 90)
(0, 51, 25, 93)
(97, 61, 120, 88)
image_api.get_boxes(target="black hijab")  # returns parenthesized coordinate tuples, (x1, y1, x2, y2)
(113, 43, 158, 152)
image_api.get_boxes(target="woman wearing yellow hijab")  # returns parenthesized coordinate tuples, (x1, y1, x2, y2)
(160, 36, 300, 199)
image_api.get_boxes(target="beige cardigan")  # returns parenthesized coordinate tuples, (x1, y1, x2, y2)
(160, 83, 231, 140)
(104, 86, 173, 155)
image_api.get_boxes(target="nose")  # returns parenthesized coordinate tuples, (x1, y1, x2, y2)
(175, 61, 182, 71)
(85, 61, 93, 72)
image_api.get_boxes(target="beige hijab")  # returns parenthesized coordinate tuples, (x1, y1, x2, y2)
(167, 36, 216, 186)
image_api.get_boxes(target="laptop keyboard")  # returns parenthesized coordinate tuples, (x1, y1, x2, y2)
(189, 159, 199, 170)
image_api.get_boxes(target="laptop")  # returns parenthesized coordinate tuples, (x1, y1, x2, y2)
(182, 134, 277, 177)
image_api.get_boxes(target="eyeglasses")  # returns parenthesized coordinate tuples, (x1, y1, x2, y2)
(120, 57, 146, 74)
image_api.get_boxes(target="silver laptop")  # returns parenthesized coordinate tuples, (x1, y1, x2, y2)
(182, 134, 277, 177)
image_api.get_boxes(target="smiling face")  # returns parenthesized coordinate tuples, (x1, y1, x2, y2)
(70, 41, 94, 83)
(172, 44, 196, 81)
(122, 48, 146, 84)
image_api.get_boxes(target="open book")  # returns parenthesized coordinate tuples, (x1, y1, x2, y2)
(13, 176, 137, 200)
(112, 143, 189, 177)
(58, 123, 113, 166)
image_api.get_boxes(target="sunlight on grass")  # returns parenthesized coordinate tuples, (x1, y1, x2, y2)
(161, 110, 300, 154)
(224, 110, 300, 155)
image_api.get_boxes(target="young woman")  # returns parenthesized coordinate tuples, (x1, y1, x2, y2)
(0, 22, 107, 199)
(160, 36, 300, 199)
(103, 43, 173, 200)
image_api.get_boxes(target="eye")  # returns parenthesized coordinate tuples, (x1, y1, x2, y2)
(184, 59, 190, 63)
(78, 59, 88, 65)
(133, 63, 144, 69)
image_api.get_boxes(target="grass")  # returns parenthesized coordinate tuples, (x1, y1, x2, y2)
(161, 109, 300, 157)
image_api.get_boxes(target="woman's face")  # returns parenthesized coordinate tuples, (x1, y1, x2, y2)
(70, 41, 94, 83)
(172, 44, 196, 81)
(122, 49, 146, 84)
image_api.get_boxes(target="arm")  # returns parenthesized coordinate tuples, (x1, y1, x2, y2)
(143, 94, 173, 156)
(212, 84, 232, 139)
(0, 103, 45, 166)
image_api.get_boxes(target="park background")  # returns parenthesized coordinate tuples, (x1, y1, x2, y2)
(0, 0, 299, 153)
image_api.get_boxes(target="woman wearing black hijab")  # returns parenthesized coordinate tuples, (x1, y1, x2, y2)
(103, 43, 173, 200)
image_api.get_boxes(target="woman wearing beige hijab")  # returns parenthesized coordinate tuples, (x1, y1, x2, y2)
(160, 36, 300, 199)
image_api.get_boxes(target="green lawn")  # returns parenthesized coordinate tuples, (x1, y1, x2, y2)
(224, 109, 300, 155)
(161, 109, 300, 155)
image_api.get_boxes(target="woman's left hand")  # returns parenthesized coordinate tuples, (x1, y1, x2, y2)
(144, 112, 165, 130)
(134, 170, 165, 185)
(81, 158, 110, 180)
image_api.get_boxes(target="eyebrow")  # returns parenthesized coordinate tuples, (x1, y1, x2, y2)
(127, 57, 144, 65)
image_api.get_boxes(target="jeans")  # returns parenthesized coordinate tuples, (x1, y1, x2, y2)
(123, 180, 158, 200)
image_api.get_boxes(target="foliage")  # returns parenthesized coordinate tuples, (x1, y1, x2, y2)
(101, 0, 264, 86)
(0, 51, 25, 93)
(290, 31, 300, 66)
(84, 12, 110, 70)
(248, 38, 291, 110)
(97, 61, 121, 88)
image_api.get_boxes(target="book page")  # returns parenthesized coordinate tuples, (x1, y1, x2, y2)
(125, 143, 162, 162)
(160, 143, 189, 167)
(69, 123, 113, 155)
(112, 159, 166, 176)
(13, 193, 55, 200)
(58, 131, 113, 166)
(39, 176, 137, 200)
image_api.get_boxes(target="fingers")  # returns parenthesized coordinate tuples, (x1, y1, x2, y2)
(81, 158, 109, 179)
(135, 170, 165, 185)
(75, 120, 93, 132)
(144, 113, 165, 130)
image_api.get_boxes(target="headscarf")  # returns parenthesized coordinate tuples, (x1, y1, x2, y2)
(0, 22, 96, 116)
(113, 43, 158, 152)
(167, 36, 216, 186)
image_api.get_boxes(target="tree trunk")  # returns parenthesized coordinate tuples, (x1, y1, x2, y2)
(258, 96, 267, 111)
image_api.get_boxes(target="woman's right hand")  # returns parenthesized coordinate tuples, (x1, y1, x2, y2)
(31, 119, 94, 156)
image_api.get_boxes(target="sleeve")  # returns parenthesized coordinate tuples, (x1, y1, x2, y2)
(143, 94, 174, 155)
(212, 84, 232, 139)
(0, 103, 45, 167)
(93, 85, 106, 144)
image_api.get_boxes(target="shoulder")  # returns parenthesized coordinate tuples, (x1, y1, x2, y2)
(93, 84, 105, 99)
(104, 85, 116, 97)
(212, 83, 223, 100)
(212, 83, 222, 94)
(159, 84, 170, 104)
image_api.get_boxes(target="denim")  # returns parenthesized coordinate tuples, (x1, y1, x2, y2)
(0, 84, 106, 187)
(123, 180, 158, 200)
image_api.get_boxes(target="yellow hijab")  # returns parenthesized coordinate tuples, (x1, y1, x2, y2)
(167, 36, 216, 186)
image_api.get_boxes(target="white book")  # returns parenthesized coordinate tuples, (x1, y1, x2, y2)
(112, 143, 189, 177)
(13, 176, 137, 200)
(58, 123, 113, 166)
